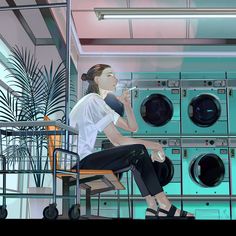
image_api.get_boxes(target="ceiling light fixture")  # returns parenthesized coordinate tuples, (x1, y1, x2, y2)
(79, 51, 236, 57)
(94, 8, 236, 20)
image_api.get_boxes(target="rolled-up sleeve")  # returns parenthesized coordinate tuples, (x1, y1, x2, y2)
(88, 95, 120, 132)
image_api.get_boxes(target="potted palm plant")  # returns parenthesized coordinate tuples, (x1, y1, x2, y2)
(0, 46, 69, 218)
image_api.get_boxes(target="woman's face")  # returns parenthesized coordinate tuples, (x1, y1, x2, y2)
(95, 67, 118, 91)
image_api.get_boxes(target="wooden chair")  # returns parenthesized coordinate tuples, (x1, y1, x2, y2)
(44, 116, 125, 219)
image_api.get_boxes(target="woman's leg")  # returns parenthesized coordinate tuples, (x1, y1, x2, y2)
(80, 144, 194, 218)
(80, 144, 163, 197)
(79, 144, 162, 215)
(145, 195, 158, 214)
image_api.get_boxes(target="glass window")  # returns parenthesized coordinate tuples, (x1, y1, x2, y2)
(0, 36, 21, 193)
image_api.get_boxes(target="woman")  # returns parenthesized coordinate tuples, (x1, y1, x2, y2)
(69, 64, 194, 219)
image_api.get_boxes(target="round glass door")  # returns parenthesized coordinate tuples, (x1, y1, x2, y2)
(190, 153, 225, 187)
(188, 94, 221, 127)
(140, 94, 173, 127)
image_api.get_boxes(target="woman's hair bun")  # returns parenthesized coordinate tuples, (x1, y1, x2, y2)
(81, 73, 88, 81)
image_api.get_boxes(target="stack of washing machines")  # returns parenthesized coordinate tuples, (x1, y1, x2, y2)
(92, 71, 236, 220)
(130, 72, 234, 220)
(131, 72, 182, 219)
(181, 72, 230, 220)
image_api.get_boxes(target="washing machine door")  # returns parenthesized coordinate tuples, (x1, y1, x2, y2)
(140, 94, 173, 127)
(152, 156, 174, 187)
(190, 153, 225, 187)
(189, 94, 221, 127)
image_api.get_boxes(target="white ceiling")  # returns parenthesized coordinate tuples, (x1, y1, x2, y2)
(71, 0, 236, 55)
(2, 0, 236, 57)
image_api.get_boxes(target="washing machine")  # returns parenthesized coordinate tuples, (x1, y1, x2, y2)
(182, 138, 230, 219)
(227, 77, 236, 135)
(132, 72, 181, 137)
(181, 76, 228, 136)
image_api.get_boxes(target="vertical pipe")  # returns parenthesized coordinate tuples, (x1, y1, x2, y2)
(65, 0, 71, 149)
(53, 149, 57, 204)
(1, 129, 6, 207)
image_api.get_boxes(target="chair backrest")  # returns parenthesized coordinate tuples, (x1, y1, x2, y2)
(44, 116, 62, 170)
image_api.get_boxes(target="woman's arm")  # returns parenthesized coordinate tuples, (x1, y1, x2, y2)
(103, 122, 164, 153)
(116, 89, 138, 132)
(115, 110, 138, 132)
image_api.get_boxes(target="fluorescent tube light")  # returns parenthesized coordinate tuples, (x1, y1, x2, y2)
(79, 51, 236, 57)
(103, 15, 236, 19)
(94, 8, 236, 20)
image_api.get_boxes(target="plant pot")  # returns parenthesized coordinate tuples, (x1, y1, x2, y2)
(28, 187, 52, 219)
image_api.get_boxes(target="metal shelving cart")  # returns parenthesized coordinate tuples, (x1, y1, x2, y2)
(0, 120, 80, 220)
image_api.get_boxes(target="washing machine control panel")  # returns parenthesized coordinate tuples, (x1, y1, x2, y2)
(167, 80, 180, 88)
(162, 139, 180, 147)
(214, 139, 228, 147)
(182, 138, 228, 147)
(132, 80, 180, 89)
(141, 138, 181, 147)
(168, 139, 181, 147)
(213, 80, 226, 87)
(228, 79, 236, 87)
(229, 138, 236, 147)
(181, 79, 226, 88)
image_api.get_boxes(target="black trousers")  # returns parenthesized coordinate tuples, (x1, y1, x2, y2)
(79, 144, 163, 197)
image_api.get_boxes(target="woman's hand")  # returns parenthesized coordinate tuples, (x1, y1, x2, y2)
(151, 149, 166, 163)
(117, 89, 131, 106)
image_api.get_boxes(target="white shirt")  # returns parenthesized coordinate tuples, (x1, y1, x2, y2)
(69, 93, 120, 160)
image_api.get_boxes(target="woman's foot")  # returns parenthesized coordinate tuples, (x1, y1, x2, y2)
(145, 205, 195, 219)
(145, 208, 158, 219)
(157, 205, 195, 219)
(172, 207, 194, 217)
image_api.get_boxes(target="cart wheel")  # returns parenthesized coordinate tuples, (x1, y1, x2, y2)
(43, 205, 58, 220)
(0, 206, 7, 219)
(68, 204, 80, 220)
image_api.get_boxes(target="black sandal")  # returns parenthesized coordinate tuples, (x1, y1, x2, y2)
(156, 205, 195, 220)
(145, 208, 158, 220)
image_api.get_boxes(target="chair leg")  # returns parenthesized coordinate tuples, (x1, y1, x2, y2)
(79, 187, 93, 219)
(117, 189, 120, 218)
(97, 193, 100, 216)
(126, 172, 131, 218)
(116, 173, 121, 218)
(60, 177, 71, 219)
(81, 188, 110, 219)
(116, 172, 132, 219)
(85, 188, 92, 216)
